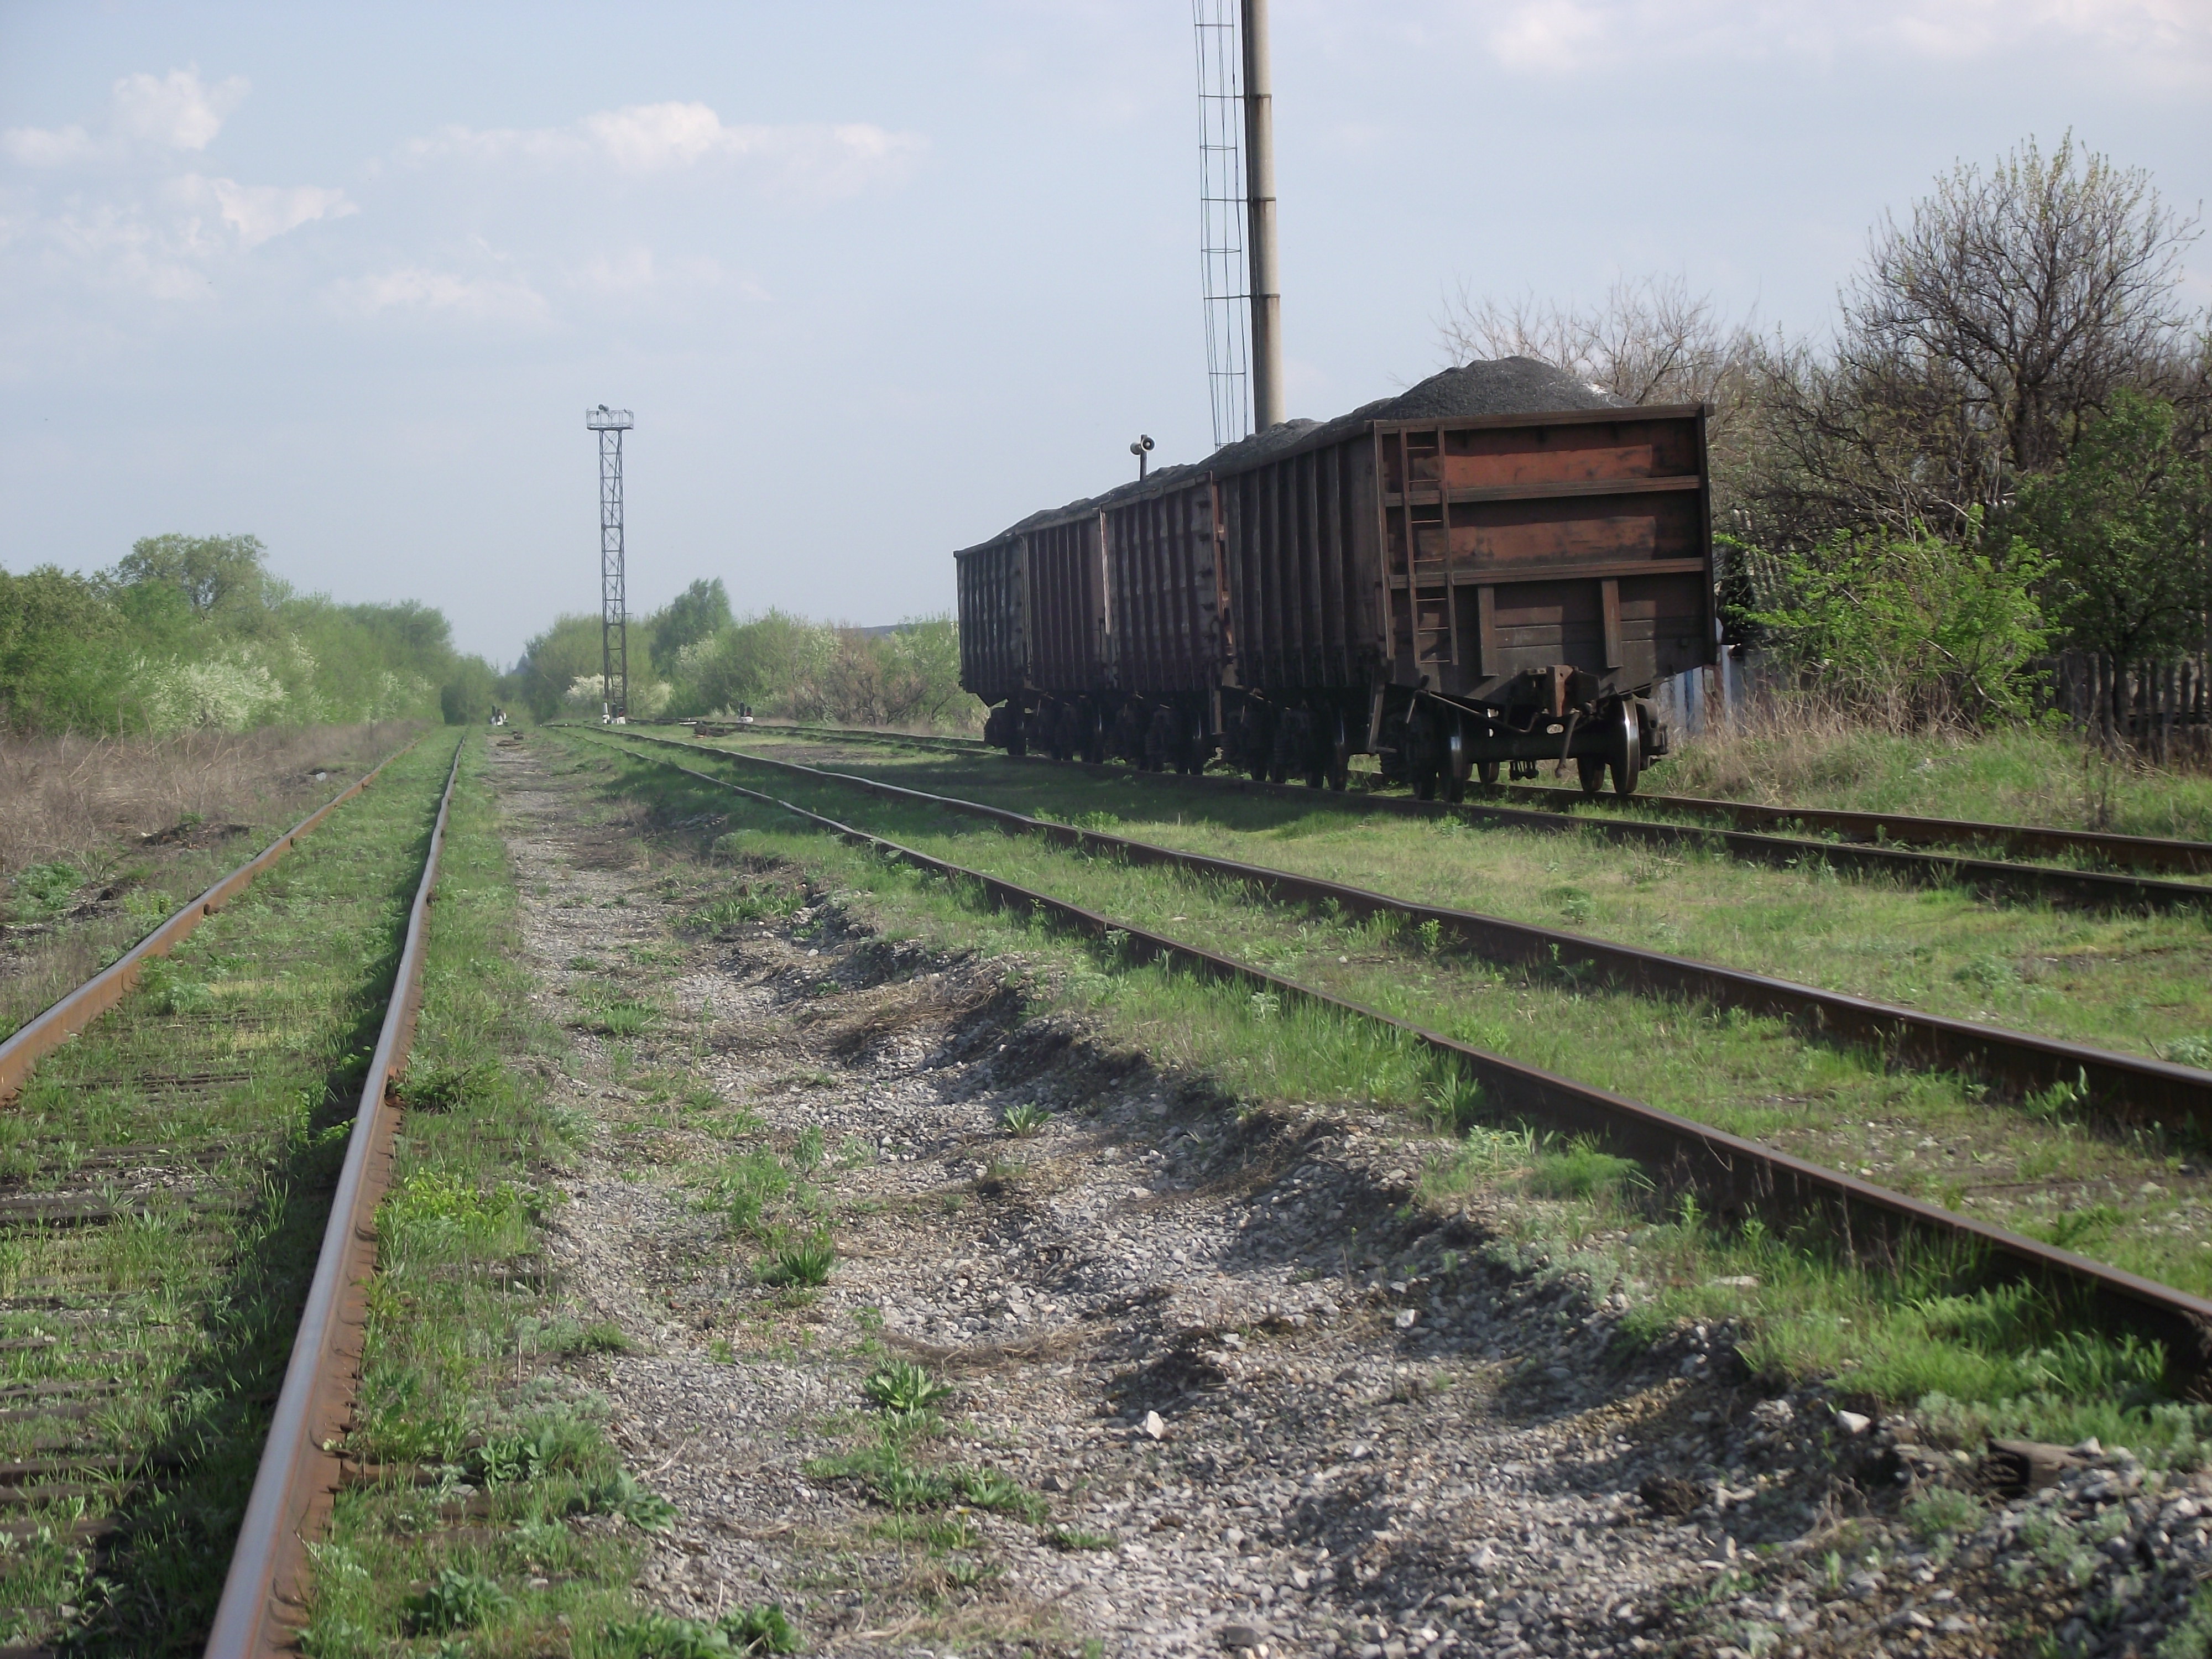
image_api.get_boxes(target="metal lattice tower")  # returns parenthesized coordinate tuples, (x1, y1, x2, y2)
(586, 405, 633, 721)
(1193, 0, 1251, 447)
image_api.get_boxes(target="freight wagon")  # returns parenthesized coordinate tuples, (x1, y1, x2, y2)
(954, 357, 1715, 799)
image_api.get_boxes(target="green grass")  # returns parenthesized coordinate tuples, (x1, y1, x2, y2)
(0, 737, 462, 1652)
(758, 1233, 836, 1288)
(605, 1605, 804, 1655)
(706, 733, 2212, 1063)
(298, 738, 778, 1657)
(863, 1359, 953, 1416)
(1044, 1527, 1118, 1552)
(1658, 717, 2212, 842)
(586, 730, 2212, 1305)
(551, 726, 2212, 1458)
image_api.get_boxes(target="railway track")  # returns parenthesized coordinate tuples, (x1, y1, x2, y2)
(622, 730, 2212, 1130)
(718, 721, 2212, 909)
(579, 729, 2212, 1390)
(0, 737, 460, 1653)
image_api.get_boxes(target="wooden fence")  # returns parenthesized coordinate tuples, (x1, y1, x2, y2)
(2048, 651, 2211, 766)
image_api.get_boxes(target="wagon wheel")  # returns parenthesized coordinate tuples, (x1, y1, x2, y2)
(1609, 701, 1642, 798)
(1476, 760, 1500, 786)
(1576, 755, 1606, 795)
(1412, 764, 1439, 802)
(1443, 774, 1465, 804)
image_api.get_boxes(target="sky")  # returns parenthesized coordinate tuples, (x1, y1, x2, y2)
(3, 1, 2209, 668)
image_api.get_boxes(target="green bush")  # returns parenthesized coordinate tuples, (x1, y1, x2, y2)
(1738, 521, 2051, 725)
(650, 607, 984, 732)
(1, 534, 497, 735)
(2017, 391, 2212, 665)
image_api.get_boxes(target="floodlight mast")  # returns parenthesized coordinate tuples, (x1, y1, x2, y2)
(586, 405, 634, 722)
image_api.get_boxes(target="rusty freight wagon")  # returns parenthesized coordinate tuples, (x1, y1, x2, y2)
(954, 357, 1715, 797)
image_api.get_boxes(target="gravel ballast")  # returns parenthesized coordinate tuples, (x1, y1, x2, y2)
(487, 738, 2204, 1657)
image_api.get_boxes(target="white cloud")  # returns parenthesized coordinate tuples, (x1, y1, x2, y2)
(111, 68, 249, 151)
(330, 264, 550, 323)
(1475, 0, 2212, 80)
(582, 102, 733, 170)
(571, 247, 758, 299)
(3, 69, 353, 298)
(406, 102, 925, 198)
(2, 124, 96, 166)
(200, 178, 358, 246)
(5, 67, 251, 164)
(1486, 1, 1608, 71)
(43, 205, 212, 300)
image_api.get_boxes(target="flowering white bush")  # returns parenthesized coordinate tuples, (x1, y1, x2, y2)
(134, 650, 292, 732)
(564, 674, 671, 718)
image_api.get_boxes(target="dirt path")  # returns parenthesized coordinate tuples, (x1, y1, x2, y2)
(484, 738, 2090, 1658)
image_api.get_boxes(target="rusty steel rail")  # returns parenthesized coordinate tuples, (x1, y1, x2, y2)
(1482, 779, 2212, 876)
(586, 732, 2212, 1385)
(710, 722, 2212, 910)
(618, 730, 2212, 1134)
(0, 736, 424, 1102)
(204, 738, 465, 1659)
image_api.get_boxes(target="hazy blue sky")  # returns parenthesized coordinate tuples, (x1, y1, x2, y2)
(4, 1, 2208, 665)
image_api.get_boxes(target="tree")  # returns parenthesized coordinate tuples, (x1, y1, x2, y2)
(645, 578, 732, 662)
(1751, 134, 2206, 548)
(1851, 133, 2199, 477)
(114, 533, 273, 616)
(878, 616, 973, 728)
(514, 614, 615, 721)
(0, 565, 128, 732)
(666, 610, 833, 718)
(1439, 273, 1754, 410)
(1438, 274, 1762, 536)
(2017, 391, 2211, 663)
(440, 656, 498, 724)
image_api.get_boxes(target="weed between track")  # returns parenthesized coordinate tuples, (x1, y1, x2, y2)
(595, 733, 2212, 1310)
(301, 738, 722, 1655)
(712, 733, 2212, 1061)
(554, 727, 2212, 1460)
(0, 723, 414, 1044)
(0, 737, 454, 1653)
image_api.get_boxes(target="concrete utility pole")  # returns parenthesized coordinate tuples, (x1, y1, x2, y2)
(1241, 0, 1284, 431)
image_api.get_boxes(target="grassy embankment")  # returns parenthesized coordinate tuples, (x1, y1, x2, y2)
(1329, 714, 2212, 843)
(554, 727, 2212, 1472)
(1657, 712, 2212, 843)
(0, 722, 418, 1042)
(0, 737, 455, 1653)
(300, 738, 800, 1658)
(710, 733, 2212, 1067)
